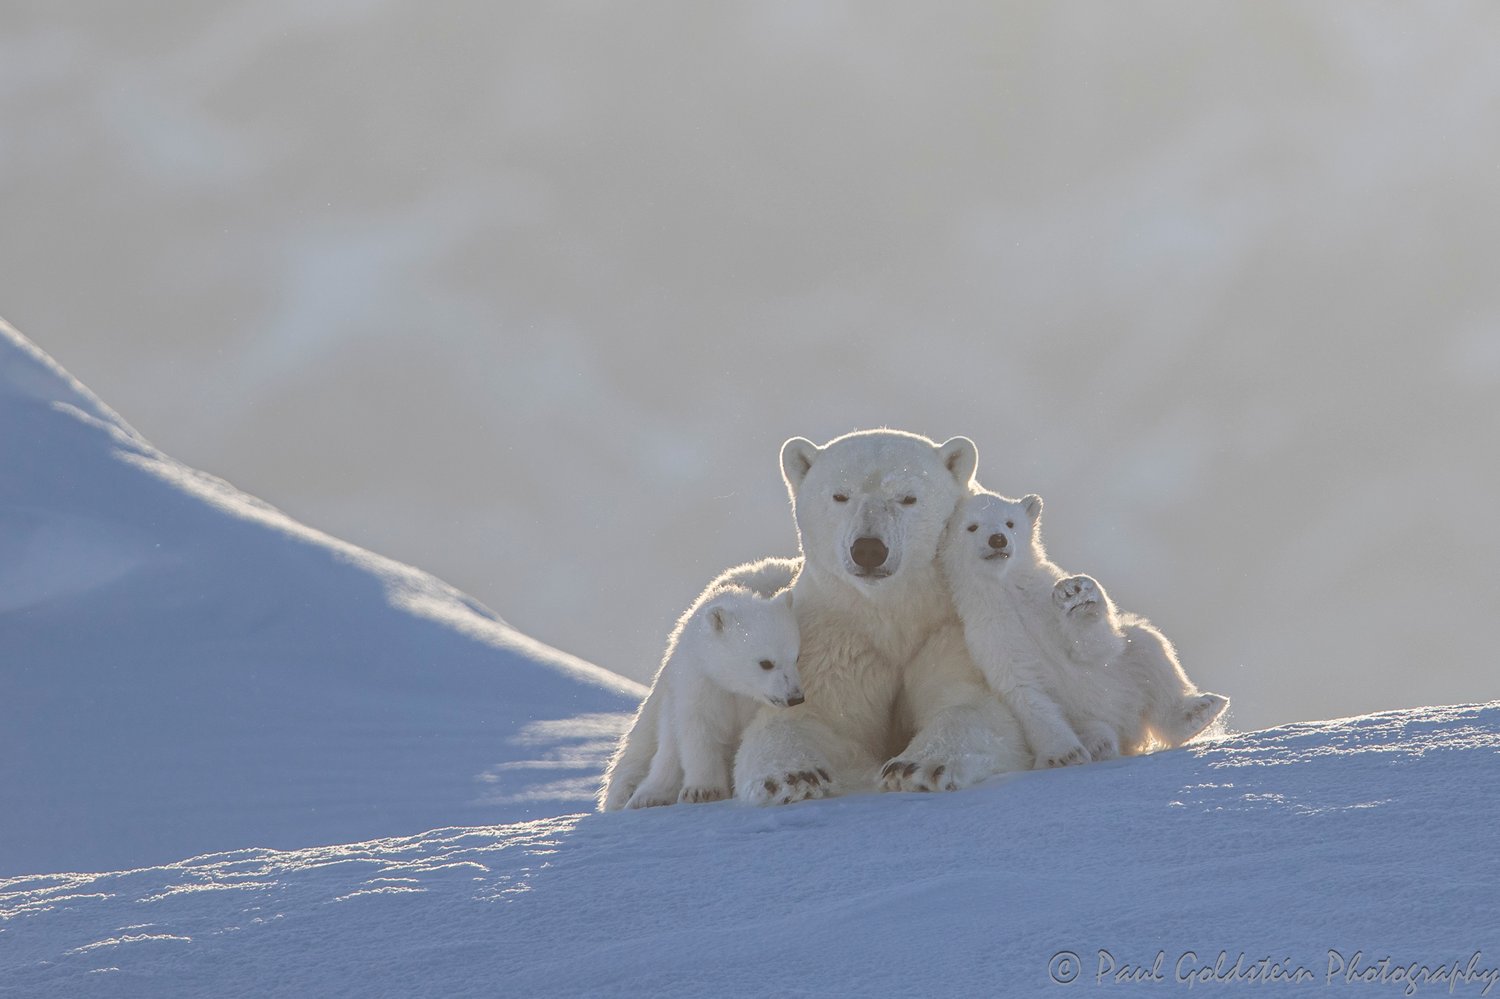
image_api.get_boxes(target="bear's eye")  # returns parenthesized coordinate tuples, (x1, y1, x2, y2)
(1006, 520, 1014, 529)
(832, 493, 849, 503)
(759, 659, 775, 671)
(966, 524, 978, 533)
(900, 496, 917, 506)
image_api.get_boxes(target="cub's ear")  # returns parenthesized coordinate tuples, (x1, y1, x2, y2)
(780, 437, 821, 494)
(704, 601, 735, 635)
(938, 436, 978, 487)
(1022, 494, 1043, 521)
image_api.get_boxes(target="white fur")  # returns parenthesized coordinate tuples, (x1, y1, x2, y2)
(734, 430, 1030, 806)
(598, 559, 801, 810)
(940, 491, 1229, 768)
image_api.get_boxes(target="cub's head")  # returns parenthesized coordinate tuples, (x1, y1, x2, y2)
(942, 491, 1044, 577)
(780, 429, 977, 592)
(696, 588, 804, 707)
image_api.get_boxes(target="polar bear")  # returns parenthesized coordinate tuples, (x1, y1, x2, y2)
(599, 558, 802, 811)
(940, 490, 1228, 766)
(733, 430, 1031, 805)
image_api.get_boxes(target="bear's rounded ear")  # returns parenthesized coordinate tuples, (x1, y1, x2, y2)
(780, 437, 821, 494)
(938, 436, 978, 487)
(1022, 494, 1043, 521)
(704, 601, 733, 635)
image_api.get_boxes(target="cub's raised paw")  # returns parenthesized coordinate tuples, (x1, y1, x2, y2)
(679, 785, 729, 805)
(741, 768, 835, 806)
(1053, 575, 1105, 618)
(1179, 692, 1230, 741)
(879, 758, 959, 793)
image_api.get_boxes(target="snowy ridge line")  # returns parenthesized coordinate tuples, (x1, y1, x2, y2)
(0, 322, 642, 699)
(0, 316, 143, 443)
(122, 438, 643, 701)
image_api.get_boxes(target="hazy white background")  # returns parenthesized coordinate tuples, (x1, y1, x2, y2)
(4, 2, 1498, 733)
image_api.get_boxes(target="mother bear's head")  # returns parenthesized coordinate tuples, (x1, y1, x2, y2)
(780, 429, 978, 594)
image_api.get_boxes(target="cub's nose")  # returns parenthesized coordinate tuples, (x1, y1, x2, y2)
(988, 533, 1008, 550)
(786, 692, 806, 707)
(851, 536, 889, 569)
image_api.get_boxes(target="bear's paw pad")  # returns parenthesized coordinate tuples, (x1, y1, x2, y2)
(1053, 575, 1104, 617)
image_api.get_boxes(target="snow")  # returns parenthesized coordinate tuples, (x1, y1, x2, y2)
(0, 321, 642, 876)
(4, 321, 1499, 995)
(4, 704, 1499, 997)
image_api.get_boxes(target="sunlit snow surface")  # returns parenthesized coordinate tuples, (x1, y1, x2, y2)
(3, 703, 1499, 998)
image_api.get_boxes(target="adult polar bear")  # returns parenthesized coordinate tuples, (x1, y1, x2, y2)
(734, 429, 1031, 804)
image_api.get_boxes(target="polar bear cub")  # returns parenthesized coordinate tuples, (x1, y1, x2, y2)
(939, 491, 1228, 767)
(599, 558, 801, 811)
(621, 581, 804, 809)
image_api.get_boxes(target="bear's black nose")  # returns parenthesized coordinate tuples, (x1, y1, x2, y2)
(851, 536, 889, 569)
(988, 533, 1008, 550)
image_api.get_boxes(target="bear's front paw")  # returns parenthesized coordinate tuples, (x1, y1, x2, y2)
(1053, 575, 1104, 618)
(1038, 742, 1090, 769)
(1075, 721, 1120, 762)
(742, 769, 835, 806)
(679, 784, 729, 805)
(625, 785, 677, 809)
(879, 759, 959, 793)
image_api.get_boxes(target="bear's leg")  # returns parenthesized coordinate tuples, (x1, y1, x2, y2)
(598, 686, 661, 811)
(886, 623, 1032, 791)
(677, 699, 733, 804)
(1122, 622, 1229, 748)
(625, 696, 685, 808)
(1002, 683, 1090, 769)
(734, 709, 847, 805)
(1158, 692, 1230, 746)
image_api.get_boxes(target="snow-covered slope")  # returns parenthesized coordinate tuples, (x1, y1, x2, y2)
(3, 702, 1498, 998)
(0, 320, 643, 876)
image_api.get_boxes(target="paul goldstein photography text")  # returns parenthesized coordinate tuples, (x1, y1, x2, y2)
(1046, 949, 1500, 994)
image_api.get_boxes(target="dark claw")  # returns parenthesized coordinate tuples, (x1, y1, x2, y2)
(797, 770, 818, 785)
(931, 765, 945, 783)
(902, 762, 919, 778)
(881, 760, 901, 778)
(816, 768, 831, 783)
(764, 778, 780, 795)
